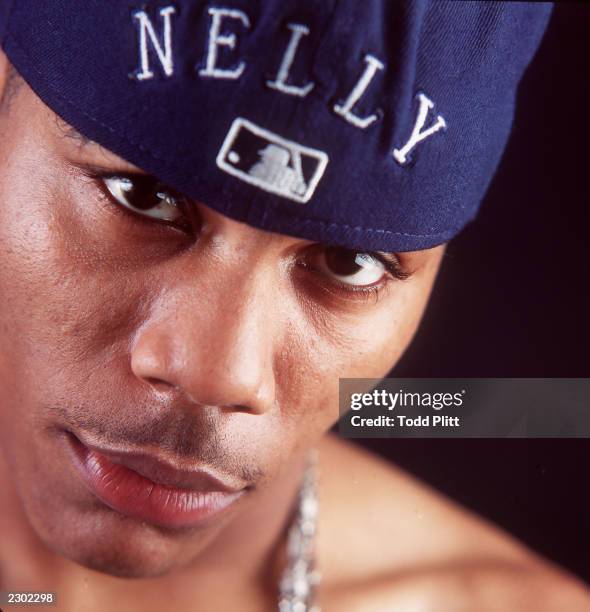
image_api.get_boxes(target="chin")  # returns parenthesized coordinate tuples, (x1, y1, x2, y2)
(29, 500, 212, 579)
(58, 520, 179, 578)
(77, 553, 182, 579)
(71, 548, 177, 579)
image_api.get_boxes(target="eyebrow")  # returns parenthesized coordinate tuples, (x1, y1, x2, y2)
(54, 115, 93, 146)
(54, 115, 146, 174)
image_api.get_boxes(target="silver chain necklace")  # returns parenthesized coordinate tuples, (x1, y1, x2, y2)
(277, 449, 321, 612)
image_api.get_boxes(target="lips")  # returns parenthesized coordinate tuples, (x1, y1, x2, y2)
(65, 431, 247, 529)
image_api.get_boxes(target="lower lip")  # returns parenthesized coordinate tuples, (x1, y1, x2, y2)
(67, 436, 244, 529)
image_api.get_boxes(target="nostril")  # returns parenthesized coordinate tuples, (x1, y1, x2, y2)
(144, 377, 175, 392)
(221, 404, 256, 414)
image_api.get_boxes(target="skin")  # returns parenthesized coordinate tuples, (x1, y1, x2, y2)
(0, 52, 588, 610)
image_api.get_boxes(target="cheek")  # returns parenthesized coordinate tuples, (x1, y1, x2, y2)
(0, 158, 147, 448)
(271, 280, 433, 447)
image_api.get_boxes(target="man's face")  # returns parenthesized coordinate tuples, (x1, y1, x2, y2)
(0, 67, 444, 578)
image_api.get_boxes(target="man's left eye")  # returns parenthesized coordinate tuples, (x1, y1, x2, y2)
(315, 247, 386, 287)
(102, 175, 184, 223)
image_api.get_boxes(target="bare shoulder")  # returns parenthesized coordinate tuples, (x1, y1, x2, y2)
(319, 561, 590, 612)
(315, 433, 533, 575)
(315, 434, 590, 611)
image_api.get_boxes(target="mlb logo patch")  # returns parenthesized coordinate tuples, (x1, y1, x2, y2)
(216, 118, 329, 203)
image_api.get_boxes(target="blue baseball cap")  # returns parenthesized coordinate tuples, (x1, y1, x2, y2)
(0, 1, 552, 251)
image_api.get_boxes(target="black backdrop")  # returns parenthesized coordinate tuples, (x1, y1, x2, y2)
(355, 2, 590, 584)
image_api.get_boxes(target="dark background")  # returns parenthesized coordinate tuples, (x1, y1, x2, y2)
(356, 2, 590, 584)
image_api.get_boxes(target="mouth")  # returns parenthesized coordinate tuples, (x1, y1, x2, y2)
(64, 430, 248, 529)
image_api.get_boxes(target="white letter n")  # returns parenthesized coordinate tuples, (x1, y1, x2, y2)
(133, 6, 176, 81)
(393, 93, 446, 166)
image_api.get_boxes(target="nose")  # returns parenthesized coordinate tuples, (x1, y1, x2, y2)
(130, 268, 276, 415)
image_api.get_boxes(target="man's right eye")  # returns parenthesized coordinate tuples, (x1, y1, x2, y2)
(102, 175, 186, 224)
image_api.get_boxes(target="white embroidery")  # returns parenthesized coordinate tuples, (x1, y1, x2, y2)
(133, 6, 176, 81)
(333, 54, 384, 129)
(199, 7, 250, 80)
(266, 23, 314, 98)
(393, 93, 446, 165)
(217, 118, 329, 203)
